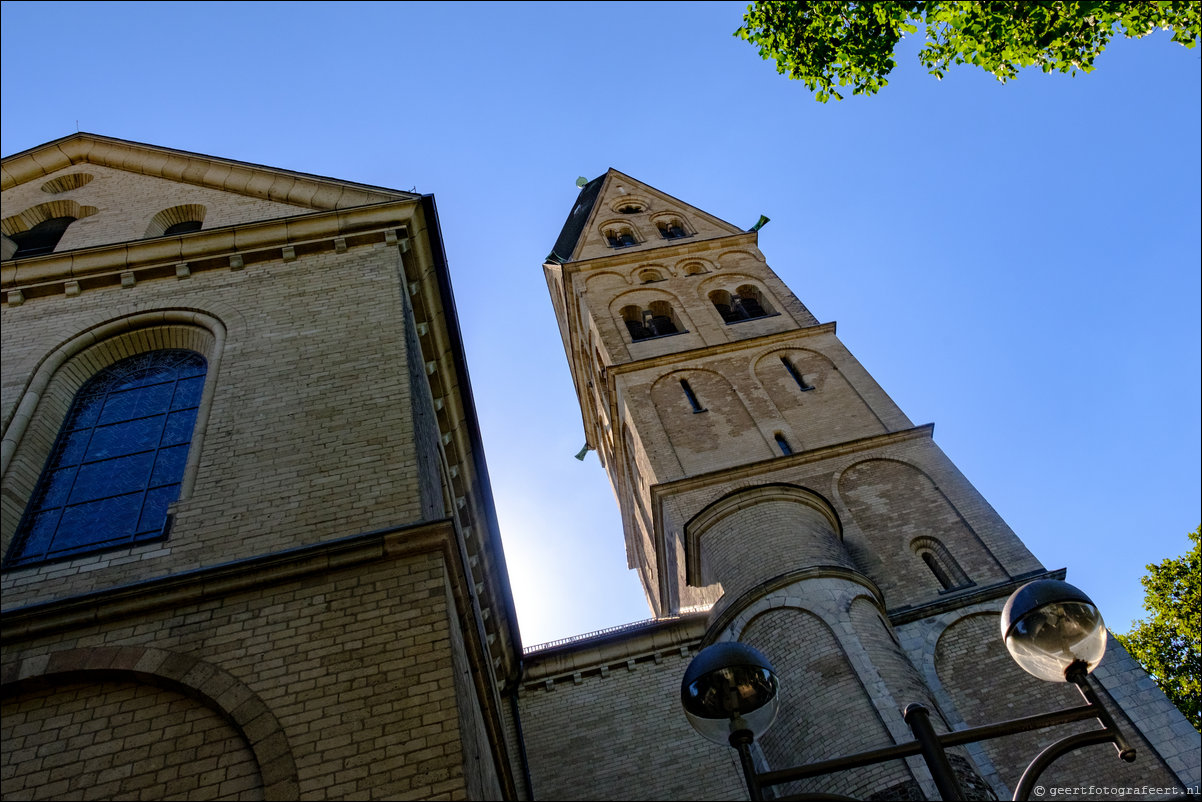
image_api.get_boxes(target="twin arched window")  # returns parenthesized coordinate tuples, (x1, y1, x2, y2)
(6, 350, 207, 567)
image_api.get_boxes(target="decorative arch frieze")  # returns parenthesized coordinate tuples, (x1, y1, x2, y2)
(1, 199, 99, 238)
(581, 269, 632, 290)
(40, 172, 94, 194)
(144, 203, 207, 237)
(1, 645, 298, 800)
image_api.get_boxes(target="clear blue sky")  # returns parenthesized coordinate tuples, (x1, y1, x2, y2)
(3, 1, 1199, 648)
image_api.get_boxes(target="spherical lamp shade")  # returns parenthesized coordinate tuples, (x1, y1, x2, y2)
(681, 642, 779, 745)
(1001, 580, 1107, 682)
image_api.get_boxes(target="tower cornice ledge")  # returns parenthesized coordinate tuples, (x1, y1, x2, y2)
(649, 423, 936, 504)
(886, 566, 1066, 625)
(609, 321, 838, 377)
(555, 230, 761, 272)
(520, 613, 709, 684)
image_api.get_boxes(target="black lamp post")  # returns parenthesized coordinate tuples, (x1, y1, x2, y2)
(681, 579, 1135, 801)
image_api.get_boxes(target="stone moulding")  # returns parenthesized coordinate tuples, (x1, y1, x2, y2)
(699, 564, 887, 648)
(1, 201, 417, 301)
(0, 519, 456, 641)
(1, 132, 415, 208)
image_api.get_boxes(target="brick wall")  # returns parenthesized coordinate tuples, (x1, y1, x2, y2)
(517, 640, 746, 801)
(2, 546, 477, 801)
(2, 677, 264, 801)
(742, 605, 912, 799)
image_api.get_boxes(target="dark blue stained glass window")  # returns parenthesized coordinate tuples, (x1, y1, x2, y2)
(6, 350, 207, 567)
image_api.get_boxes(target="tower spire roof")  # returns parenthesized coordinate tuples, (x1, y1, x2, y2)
(546, 169, 744, 265)
(547, 173, 605, 264)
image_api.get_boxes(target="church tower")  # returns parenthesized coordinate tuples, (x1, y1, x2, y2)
(544, 169, 1037, 621)
(539, 170, 1195, 799)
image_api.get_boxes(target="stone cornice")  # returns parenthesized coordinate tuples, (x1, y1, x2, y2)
(557, 230, 761, 273)
(1, 515, 522, 800)
(608, 321, 838, 378)
(519, 613, 708, 686)
(886, 567, 1066, 625)
(2, 199, 420, 301)
(0, 519, 458, 644)
(649, 424, 936, 506)
(1, 132, 414, 206)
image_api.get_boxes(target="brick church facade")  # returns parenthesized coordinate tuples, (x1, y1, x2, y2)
(2, 135, 1197, 799)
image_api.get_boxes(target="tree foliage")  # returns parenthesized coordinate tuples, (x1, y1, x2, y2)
(735, 1, 1202, 102)
(1115, 527, 1201, 733)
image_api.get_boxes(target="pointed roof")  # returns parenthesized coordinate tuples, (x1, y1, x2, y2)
(546, 169, 744, 264)
(547, 174, 605, 264)
(1, 132, 418, 209)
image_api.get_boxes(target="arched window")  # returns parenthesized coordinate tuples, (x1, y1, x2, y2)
(780, 356, 815, 391)
(657, 217, 689, 240)
(733, 284, 770, 318)
(144, 204, 207, 238)
(646, 301, 679, 336)
(6, 350, 208, 567)
(620, 302, 680, 341)
(604, 225, 638, 248)
(10, 216, 76, 258)
(710, 285, 773, 323)
(163, 220, 203, 236)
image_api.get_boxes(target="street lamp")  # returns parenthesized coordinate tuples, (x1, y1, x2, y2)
(681, 579, 1135, 801)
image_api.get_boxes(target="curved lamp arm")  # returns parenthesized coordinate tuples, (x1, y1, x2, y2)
(1012, 671, 1136, 801)
(1013, 730, 1124, 801)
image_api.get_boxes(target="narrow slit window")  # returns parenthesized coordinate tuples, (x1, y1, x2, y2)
(921, 552, 955, 590)
(781, 356, 814, 391)
(912, 537, 972, 591)
(774, 432, 793, 455)
(680, 379, 704, 413)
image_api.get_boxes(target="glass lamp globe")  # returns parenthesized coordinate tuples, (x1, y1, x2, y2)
(1001, 580, 1107, 683)
(681, 642, 780, 745)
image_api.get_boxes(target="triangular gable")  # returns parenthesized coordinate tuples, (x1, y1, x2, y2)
(1, 132, 417, 209)
(2, 133, 423, 255)
(549, 169, 745, 264)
